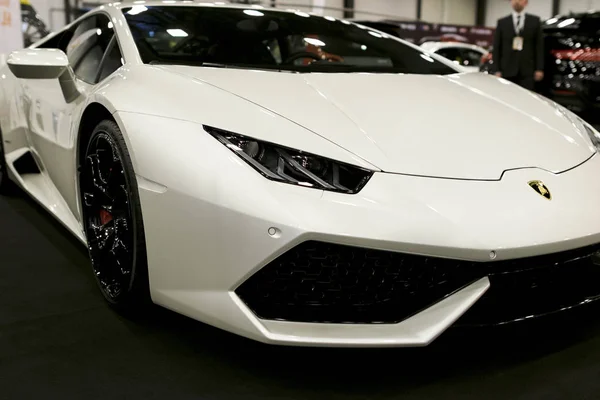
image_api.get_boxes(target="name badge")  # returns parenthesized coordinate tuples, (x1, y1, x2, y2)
(513, 36, 524, 51)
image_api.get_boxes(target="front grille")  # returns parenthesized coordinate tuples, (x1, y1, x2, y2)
(589, 80, 600, 103)
(235, 241, 600, 325)
(457, 245, 600, 326)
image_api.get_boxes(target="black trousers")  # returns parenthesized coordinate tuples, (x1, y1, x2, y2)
(505, 74, 535, 91)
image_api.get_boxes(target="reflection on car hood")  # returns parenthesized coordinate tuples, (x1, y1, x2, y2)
(158, 65, 595, 180)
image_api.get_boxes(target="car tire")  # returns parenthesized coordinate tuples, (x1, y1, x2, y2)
(0, 128, 15, 194)
(79, 120, 151, 311)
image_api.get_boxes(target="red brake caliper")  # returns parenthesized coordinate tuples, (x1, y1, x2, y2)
(100, 209, 113, 225)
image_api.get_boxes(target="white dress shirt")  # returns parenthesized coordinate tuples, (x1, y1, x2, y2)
(512, 10, 526, 35)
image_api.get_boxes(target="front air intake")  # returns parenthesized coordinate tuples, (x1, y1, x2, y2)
(236, 241, 600, 325)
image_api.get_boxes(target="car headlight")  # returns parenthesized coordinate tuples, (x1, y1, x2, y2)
(544, 98, 600, 152)
(584, 123, 600, 151)
(205, 126, 373, 194)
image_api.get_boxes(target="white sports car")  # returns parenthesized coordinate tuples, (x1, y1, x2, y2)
(2, 2, 600, 348)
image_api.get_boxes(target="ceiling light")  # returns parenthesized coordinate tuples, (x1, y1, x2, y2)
(243, 9, 264, 17)
(167, 29, 188, 37)
(557, 18, 576, 28)
(304, 37, 326, 46)
(127, 5, 147, 15)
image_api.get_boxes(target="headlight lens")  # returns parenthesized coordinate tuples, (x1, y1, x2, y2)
(585, 124, 600, 151)
(205, 126, 373, 194)
(547, 99, 600, 152)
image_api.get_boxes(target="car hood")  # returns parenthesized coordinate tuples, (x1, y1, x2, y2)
(157, 66, 595, 180)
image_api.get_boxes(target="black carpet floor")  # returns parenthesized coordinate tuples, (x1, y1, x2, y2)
(2, 171, 600, 399)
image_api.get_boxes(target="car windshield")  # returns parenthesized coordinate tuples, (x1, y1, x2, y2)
(122, 6, 456, 74)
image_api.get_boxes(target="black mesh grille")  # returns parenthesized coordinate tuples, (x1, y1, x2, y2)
(589, 80, 600, 102)
(457, 245, 600, 326)
(235, 241, 600, 324)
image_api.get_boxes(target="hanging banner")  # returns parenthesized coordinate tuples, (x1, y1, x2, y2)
(390, 22, 495, 49)
(0, 0, 24, 57)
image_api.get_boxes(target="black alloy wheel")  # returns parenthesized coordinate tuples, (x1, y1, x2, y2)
(79, 120, 149, 309)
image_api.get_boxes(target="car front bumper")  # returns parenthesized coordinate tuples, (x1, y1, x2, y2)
(121, 113, 600, 347)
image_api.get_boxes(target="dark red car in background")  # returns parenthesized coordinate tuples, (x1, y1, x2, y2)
(360, 13, 598, 123)
(541, 11, 600, 119)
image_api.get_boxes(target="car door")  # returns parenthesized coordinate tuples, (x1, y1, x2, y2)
(25, 12, 123, 219)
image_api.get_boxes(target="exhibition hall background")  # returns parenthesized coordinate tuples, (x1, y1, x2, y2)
(27, 0, 600, 32)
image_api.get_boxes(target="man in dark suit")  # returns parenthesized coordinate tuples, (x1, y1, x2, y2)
(492, 0, 544, 90)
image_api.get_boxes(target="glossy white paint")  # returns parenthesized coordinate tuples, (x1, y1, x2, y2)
(1, 1, 600, 347)
(421, 41, 488, 55)
(143, 65, 594, 180)
(7, 48, 75, 100)
(7, 48, 68, 69)
(257, 278, 490, 346)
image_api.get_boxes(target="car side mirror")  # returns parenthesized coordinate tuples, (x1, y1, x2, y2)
(7, 49, 81, 103)
(7, 48, 68, 79)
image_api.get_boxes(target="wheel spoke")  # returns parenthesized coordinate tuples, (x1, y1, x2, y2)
(88, 221, 116, 249)
(83, 192, 94, 207)
(110, 237, 132, 276)
(113, 216, 130, 233)
(86, 154, 114, 200)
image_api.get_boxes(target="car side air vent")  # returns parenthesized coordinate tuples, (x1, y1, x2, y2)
(13, 151, 42, 175)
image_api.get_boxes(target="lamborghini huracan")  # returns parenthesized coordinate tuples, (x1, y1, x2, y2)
(2, 2, 600, 347)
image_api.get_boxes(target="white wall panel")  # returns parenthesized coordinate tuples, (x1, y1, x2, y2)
(485, 0, 553, 27)
(444, 0, 477, 24)
(526, 0, 554, 19)
(422, 0, 477, 25)
(314, 0, 345, 18)
(422, 0, 444, 22)
(354, 0, 418, 20)
(560, 0, 600, 14)
(29, 0, 64, 31)
(273, 0, 313, 10)
(0, 0, 23, 53)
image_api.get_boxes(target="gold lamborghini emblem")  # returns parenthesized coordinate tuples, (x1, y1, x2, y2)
(528, 180, 551, 200)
